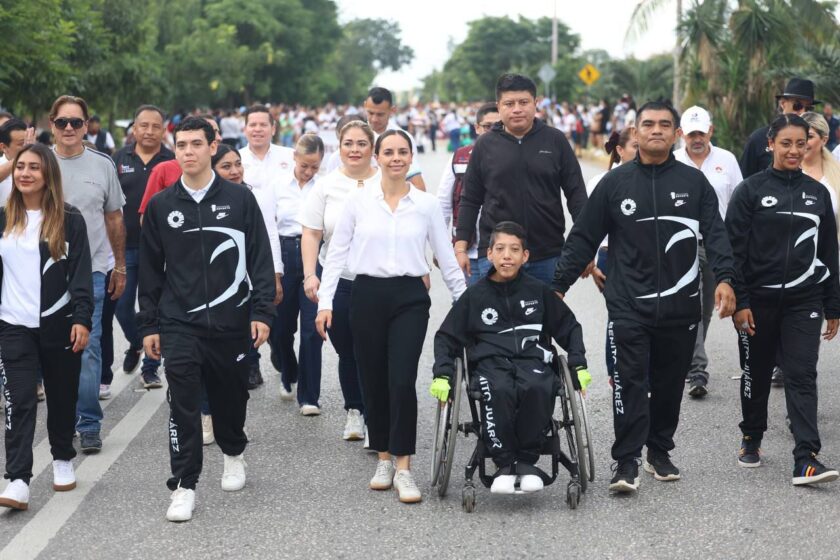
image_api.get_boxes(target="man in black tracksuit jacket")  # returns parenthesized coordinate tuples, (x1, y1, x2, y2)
(552, 102, 737, 492)
(138, 118, 275, 514)
(433, 224, 587, 474)
(454, 74, 587, 285)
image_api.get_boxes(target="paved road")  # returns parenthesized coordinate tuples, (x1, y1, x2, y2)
(3, 148, 840, 560)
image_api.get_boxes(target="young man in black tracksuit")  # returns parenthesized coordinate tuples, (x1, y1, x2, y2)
(454, 73, 588, 286)
(553, 101, 737, 493)
(728, 114, 840, 485)
(138, 117, 275, 522)
(431, 221, 590, 495)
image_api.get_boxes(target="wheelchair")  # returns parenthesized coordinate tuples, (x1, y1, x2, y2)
(430, 352, 594, 512)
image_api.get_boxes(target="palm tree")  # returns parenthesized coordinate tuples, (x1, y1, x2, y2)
(626, 0, 683, 109)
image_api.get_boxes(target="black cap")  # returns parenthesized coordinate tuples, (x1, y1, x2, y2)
(775, 78, 821, 105)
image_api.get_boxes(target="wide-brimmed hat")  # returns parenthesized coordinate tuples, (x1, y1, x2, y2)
(775, 78, 821, 105)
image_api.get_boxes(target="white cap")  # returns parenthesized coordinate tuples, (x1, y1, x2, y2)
(680, 106, 712, 134)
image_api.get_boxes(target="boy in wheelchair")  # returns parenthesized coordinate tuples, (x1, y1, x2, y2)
(430, 221, 591, 494)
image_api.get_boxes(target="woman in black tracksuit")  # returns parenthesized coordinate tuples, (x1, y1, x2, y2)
(0, 144, 92, 510)
(727, 113, 840, 485)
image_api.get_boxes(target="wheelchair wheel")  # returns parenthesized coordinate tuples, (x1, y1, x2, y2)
(561, 357, 589, 491)
(432, 356, 464, 497)
(576, 392, 596, 483)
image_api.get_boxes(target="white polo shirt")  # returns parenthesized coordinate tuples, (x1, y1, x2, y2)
(674, 144, 743, 219)
(240, 143, 295, 192)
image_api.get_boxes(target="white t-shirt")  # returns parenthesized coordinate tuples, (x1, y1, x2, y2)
(0, 154, 11, 206)
(240, 144, 295, 192)
(674, 144, 743, 220)
(316, 184, 466, 311)
(0, 210, 43, 328)
(220, 116, 242, 140)
(298, 169, 381, 280)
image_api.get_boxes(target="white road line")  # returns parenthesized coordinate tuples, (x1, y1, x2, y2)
(29, 368, 138, 482)
(0, 382, 167, 560)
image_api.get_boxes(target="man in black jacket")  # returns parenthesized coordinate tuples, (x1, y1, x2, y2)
(431, 221, 590, 495)
(454, 73, 588, 286)
(138, 117, 275, 522)
(552, 101, 737, 494)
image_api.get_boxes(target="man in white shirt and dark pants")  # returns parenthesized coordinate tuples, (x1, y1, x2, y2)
(675, 105, 743, 397)
(240, 105, 295, 191)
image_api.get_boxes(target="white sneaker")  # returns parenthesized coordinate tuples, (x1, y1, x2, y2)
(343, 409, 365, 441)
(98, 384, 111, 400)
(490, 474, 516, 494)
(300, 404, 321, 416)
(166, 487, 195, 522)
(279, 383, 296, 401)
(520, 474, 544, 493)
(393, 470, 422, 503)
(201, 414, 214, 446)
(221, 454, 247, 492)
(369, 459, 395, 490)
(52, 460, 76, 491)
(0, 479, 29, 510)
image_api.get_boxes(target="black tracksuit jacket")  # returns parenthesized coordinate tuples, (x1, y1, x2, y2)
(433, 269, 587, 380)
(552, 153, 737, 327)
(455, 118, 588, 260)
(137, 176, 275, 339)
(725, 167, 840, 316)
(0, 205, 93, 346)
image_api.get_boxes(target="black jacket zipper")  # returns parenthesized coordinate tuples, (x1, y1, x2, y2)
(195, 200, 212, 331)
(501, 282, 519, 355)
(780, 173, 794, 306)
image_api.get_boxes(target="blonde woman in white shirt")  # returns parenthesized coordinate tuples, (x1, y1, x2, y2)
(300, 122, 378, 432)
(315, 130, 466, 504)
(802, 112, 840, 219)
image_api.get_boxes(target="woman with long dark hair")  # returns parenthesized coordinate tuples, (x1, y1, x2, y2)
(0, 144, 92, 509)
(727, 114, 840, 485)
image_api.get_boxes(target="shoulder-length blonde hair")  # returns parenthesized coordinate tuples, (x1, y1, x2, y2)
(802, 112, 840, 202)
(6, 144, 67, 261)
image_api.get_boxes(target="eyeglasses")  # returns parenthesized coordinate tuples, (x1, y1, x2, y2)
(53, 118, 86, 130)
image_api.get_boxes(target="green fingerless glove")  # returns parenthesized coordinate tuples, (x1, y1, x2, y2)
(429, 377, 451, 402)
(576, 367, 592, 391)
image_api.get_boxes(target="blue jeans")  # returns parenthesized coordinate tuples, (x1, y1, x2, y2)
(77, 272, 105, 434)
(269, 237, 322, 406)
(115, 248, 160, 372)
(328, 278, 364, 412)
(467, 258, 482, 286)
(475, 255, 560, 286)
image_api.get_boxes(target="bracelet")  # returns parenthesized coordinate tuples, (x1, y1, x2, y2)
(112, 267, 127, 275)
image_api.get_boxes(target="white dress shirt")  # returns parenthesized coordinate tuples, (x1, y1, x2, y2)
(437, 154, 479, 259)
(674, 144, 743, 220)
(317, 183, 467, 311)
(0, 154, 11, 206)
(240, 143, 295, 191)
(833, 144, 840, 163)
(182, 173, 215, 203)
(299, 169, 381, 281)
(273, 172, 315, 237)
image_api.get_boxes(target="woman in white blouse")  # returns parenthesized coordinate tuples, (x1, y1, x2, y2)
(315, 130, 466, 504)
(300, 121, 378, 435)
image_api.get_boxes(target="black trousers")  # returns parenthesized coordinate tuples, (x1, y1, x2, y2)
(162, 332, 251, 490)
(609, 319, 697, 461)
(473, 357, 557, 468)
(739, 300, 823, 461)
(349, 275, 430, 456)
(1, 321, 80, 483)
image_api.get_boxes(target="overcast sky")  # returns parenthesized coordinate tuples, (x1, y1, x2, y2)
(336, 0, 840, 91)
(336, 0, 677, 90)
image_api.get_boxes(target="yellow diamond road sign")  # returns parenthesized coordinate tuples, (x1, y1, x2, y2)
(578, 63, 601, 86)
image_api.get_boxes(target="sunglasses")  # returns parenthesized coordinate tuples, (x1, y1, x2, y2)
(53, 117, 86, 130)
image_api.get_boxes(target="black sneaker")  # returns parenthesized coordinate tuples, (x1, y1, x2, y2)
(80, 432, 102, 454)
(643, 449, 681, 481)
(142, 370, 163, 389)
(609, 459, 640, 493)
(793, 454, 840, 486)
(771, 366, 784, 387)
(248, 364, 264, 390)
(688, 377, 708, 398)
(738, 436, 761, 468)
(123, 348, 142, 373)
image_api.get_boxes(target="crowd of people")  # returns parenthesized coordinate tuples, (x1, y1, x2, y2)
(1, 71, 840, 520)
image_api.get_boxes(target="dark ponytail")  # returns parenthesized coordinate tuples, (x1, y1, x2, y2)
(604, 127, 635, 169)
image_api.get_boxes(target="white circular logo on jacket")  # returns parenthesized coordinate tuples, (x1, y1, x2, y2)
(481, 308, 499, 326)
(621, 198, 637, 216)
(167, 210, 185, 229)
(761, 196, 777, 208)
